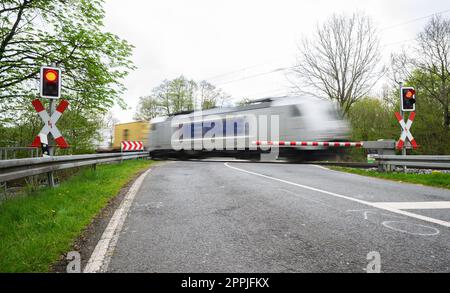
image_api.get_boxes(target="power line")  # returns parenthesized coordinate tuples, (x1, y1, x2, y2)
(204, 8, 450, 87)
(381, 37, 417, 48)
(244, 87, 290, 98)
(215, 66, 297, 86)
(204, 63, 268, 81)
(380, 8, 450, 31)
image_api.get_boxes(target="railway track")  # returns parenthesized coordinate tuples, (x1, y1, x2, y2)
(158, 157, 376, 168)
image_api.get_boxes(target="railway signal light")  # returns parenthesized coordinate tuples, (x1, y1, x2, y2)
(401, 87, 416, 112)
(40, 66, 61, 98)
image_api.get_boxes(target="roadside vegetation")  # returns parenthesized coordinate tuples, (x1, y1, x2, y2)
(0, 159, 154, 272)
(289, 13, 450, 158)
(1, 4, 448, 157)
(0, 0, 134, 154)
(331, 167, 450, 190)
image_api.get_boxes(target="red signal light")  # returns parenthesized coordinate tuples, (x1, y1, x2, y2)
(404, 89, 415, 99)
(44, 69, 58, 82)
(40, 66, 61, 98)
(401, 87, 416, 112)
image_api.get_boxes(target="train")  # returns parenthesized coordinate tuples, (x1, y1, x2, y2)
(149, 96, 349, 159)
(112, 121, 150, 150)
(111, 96, 350, 160)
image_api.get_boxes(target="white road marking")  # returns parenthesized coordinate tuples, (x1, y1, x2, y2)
(83, 168, 152, 273)
(311, 164, 331, 171)
(382, 221, 440, 236)
(281, 188, 337, 209)
(346, 209, 406, 220)
(372, 201, 450, 210)
(224, 163, 450, 228)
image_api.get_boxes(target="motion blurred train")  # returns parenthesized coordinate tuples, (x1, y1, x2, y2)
(110, 96, 349, 160)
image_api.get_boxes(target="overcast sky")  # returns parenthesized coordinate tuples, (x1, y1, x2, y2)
(103, 0, 450, 123)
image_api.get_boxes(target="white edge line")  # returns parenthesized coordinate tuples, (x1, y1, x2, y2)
(311, 164, 331, 171)
(83, 168, 152, 273)
(372, 201, 450, 210)
(224, 163, 450, 228)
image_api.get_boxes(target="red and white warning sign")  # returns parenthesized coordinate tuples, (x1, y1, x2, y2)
(395, 112, 418, 150)
(253, 141, 363, 147)
(121, 141, 144, 151)
(31, 99, 69, 148)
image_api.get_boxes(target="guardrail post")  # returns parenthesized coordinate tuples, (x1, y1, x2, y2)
(378, 162, 384, 172)
(1, 182, 6, 200)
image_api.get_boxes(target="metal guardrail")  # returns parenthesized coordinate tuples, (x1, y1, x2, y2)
(374, 155, 450, 171)
(0, 152, 149, 184)
(314, 161, 377, 168)
(0, 147, 40, 160)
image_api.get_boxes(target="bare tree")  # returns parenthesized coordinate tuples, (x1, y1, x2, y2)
(392, 15, 450, 130)
(291, 13, 384, 116)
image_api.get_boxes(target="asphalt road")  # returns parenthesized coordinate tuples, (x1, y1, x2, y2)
(107, 160, 450, 273)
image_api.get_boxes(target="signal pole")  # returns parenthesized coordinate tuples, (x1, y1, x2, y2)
(46, 62, 57, 186)
(398, 81, 407, 173)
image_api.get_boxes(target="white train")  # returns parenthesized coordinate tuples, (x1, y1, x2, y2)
(148, 96, 350, 159)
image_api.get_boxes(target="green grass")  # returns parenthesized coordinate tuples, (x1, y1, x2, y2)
(330, 167, 450, 190)
(0, 159, 154, 272)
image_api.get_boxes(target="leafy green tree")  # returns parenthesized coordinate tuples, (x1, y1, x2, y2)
(349, 97, 397, 142)
(134, 95, 162, 121)
(391, 15, 450, 130)
(198, 80, 230, 110)
(348, 91, 450, 156)
(0, 0, 134, 153)
(402, 72, 450, 154)
(169, 76, 197, 113)
(236, 97, 252, 106)
(0, 0, 134, 115)
(135, 77, 230, 120)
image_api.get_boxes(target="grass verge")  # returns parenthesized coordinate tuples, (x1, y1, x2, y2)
(0, 159, 154, 272)
(330, 167, 450, 190)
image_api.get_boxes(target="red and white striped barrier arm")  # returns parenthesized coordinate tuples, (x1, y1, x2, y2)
(121, 141, 144, 151)
(394, 112, 418, 150)
(253, 141, 363, 147)
(31, 99, 69, 148)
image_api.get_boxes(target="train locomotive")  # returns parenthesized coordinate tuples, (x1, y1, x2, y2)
(147, 96, 350, 160)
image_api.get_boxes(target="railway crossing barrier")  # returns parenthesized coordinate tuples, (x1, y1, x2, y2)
(253, 139, 396, 155)
(254, 141, 363, 147)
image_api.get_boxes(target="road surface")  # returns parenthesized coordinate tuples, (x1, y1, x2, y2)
(105, 161, 450, 273)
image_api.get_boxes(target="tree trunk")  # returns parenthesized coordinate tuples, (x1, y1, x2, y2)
(444, 108, 449, 131)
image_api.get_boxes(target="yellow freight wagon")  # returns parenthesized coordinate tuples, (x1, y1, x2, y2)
(113, 121, 150, 150)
